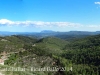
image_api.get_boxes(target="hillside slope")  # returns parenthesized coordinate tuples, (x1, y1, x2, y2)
(0, 35, 70, 75)
(0, 35, 100, 75)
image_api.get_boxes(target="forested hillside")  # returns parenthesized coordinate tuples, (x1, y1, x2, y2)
(63, 35, 100, 75)
(0, 35, 100, 75)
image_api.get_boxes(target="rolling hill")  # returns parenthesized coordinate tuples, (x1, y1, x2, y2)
(0, 34, 100, 75)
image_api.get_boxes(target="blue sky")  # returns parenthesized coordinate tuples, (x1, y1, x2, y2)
(0, 0, 100, 32)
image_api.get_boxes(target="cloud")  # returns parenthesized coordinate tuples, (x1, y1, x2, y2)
(0, 19, 82, 28)
(1, 19, 100, 31)
(87, 25, 100, 28)
(94, 2, 100, 5)
(0, 19, 14, 25)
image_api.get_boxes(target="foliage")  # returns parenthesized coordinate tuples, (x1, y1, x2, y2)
(0, 35, 100, 75)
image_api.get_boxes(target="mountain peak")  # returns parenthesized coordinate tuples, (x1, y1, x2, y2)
(40, 30, 55, 33)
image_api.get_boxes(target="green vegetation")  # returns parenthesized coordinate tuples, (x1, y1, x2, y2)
(0, 35, 100, 75)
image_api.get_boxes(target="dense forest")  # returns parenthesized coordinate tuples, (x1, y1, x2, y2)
(0, 34, 100, 75)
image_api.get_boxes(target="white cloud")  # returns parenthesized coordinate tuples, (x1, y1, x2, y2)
(0, 19, 14, 25)
(1, 19, 100, 29)
(95, 2, 100, 5)
(0, 19, 82, 28)
(87, 25, 100, 28)
(1, 19, 100, 31)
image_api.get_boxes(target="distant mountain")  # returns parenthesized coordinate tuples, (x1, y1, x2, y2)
(0, 31, 37, 36)
(40, 30, 56, 33)
(1, 31, 100, 40)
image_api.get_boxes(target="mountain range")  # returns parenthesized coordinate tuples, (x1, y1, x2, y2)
(0, 31, 100, 75)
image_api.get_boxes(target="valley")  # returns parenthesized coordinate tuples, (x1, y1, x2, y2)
(0, 32, 99, 75)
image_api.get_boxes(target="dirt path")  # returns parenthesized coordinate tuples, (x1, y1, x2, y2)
(0, 72, 4, 75)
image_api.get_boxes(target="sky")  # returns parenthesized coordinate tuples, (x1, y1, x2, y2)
(0, 0, 100, 32)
